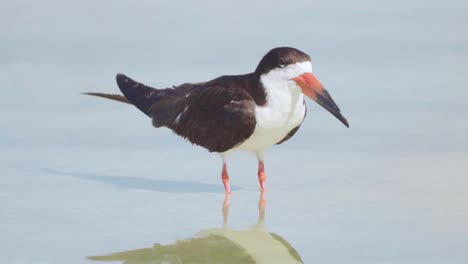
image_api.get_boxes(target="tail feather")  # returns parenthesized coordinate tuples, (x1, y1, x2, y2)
(115, 73, 162, 117)
(82, 92, 130, 104)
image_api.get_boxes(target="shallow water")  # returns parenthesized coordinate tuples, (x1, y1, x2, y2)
(2, 0, 468, 263)
(2, 145, 467, 263)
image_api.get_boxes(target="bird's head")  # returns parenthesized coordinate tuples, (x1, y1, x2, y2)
(256, 47, 349, 127)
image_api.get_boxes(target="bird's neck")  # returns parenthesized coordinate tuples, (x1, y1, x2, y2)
(255, 76, 305, 128)
(245, 73, 267, 106)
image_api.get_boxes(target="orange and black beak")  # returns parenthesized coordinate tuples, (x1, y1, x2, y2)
(293, 72, 349, 127)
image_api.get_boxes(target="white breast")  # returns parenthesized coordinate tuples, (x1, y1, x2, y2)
(231, 61, 312, 153)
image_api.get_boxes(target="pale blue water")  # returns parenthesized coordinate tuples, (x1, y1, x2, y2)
(1, 0, 468, 263)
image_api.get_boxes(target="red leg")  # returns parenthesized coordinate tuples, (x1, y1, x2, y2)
(258, 161, 267, 191)
(222, 163, 231, 193)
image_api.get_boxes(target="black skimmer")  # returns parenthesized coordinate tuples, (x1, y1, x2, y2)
(85, 47, 349, 193)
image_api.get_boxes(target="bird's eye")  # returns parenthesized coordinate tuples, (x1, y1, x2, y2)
(278, 59, 287, 68)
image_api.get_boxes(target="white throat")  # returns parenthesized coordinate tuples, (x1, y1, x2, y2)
(258, 61, 312, 125)
(232, 61, 312, 153)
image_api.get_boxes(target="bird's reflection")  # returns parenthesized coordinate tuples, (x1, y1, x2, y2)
(88, 192, 303, 264)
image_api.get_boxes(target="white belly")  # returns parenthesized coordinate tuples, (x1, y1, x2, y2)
(232, 86, 306, 152)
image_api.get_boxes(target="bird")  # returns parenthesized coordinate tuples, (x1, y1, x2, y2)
(84, 47, 349, 193)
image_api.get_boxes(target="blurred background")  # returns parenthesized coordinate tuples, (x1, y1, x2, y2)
(1, 0, 467, 263)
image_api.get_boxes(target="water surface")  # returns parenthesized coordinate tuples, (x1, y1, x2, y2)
(1, 0, 467, 263)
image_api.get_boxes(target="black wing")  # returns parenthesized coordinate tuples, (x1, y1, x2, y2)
(116, 73, 257, 153)
(166, 84, 257, 152)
